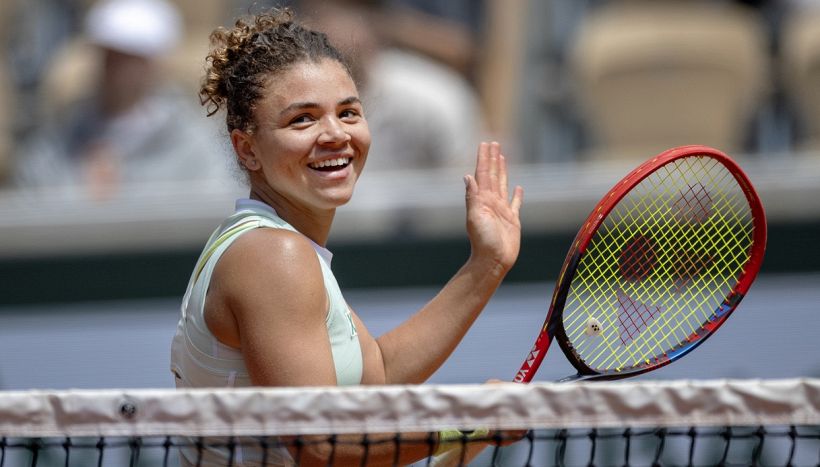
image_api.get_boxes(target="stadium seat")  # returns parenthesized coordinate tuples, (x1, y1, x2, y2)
(569, 1, 769, 160)
(781, 9, 820, 152)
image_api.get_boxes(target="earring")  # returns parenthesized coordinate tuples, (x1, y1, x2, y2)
(245, 159, 258, 170)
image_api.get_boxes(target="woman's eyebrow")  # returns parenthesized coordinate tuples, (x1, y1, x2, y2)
(278, 101, 319, 118)
(338, 96, 361, 106)
(278, 97, 361, 118)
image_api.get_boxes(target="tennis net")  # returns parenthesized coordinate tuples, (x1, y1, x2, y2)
(1, 378, 818, 466)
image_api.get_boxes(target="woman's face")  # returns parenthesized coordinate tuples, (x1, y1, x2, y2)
(236, 58, 370, 213)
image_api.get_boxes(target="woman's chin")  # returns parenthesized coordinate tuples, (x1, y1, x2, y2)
(315, 188, 355, 210)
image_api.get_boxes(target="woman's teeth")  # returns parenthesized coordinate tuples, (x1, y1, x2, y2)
(310, 158, 350, 170)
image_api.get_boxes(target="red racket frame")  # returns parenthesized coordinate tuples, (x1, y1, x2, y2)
(513, 145, 767, 383)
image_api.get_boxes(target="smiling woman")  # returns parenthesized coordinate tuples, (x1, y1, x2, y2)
(230, 58, 370, 238)
(169, 7, 523, 467)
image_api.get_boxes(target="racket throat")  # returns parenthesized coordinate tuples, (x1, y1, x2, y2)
(513, 332, 555, 383)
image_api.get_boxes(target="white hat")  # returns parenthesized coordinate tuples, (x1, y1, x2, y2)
(85, 0, 182, 57)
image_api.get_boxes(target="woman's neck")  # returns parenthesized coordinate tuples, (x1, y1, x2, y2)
(249, 188, 335, 247)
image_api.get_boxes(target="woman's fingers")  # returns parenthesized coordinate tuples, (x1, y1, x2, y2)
(474, 141, 517, 198)
(464, 141, 524, 272)
(463, 174, 475, 202)
(511, 185, 524, 215)
(474, 142, 490, 188)
(488, 142, 500, 194)
(499, 153, 508, 200)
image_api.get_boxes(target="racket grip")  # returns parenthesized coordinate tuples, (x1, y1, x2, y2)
(431, 443, 489, 467)
(430, 429, 490, 467)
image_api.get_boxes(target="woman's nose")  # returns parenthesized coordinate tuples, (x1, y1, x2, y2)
(318, 117, 351, 145)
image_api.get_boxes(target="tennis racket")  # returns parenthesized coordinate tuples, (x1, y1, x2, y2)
(433, 145, 767, 465)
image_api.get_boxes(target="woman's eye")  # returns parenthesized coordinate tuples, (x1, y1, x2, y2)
(340, 109, 360, 120)
(290, 114, 314, 125)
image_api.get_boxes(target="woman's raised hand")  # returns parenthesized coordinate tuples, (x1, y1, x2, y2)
(464, 142, 524, 276)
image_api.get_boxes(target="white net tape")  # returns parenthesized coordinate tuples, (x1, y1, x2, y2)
(1, 379, 818, 438)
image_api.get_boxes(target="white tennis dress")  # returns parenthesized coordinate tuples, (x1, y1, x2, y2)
(170, 198, 363, 466)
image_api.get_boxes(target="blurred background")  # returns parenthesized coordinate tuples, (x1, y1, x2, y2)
(0, 0, 818, 390)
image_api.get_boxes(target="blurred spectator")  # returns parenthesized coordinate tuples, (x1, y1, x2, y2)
(299, 0, 486, 172)
(163, 0, 233, 96)
(375, 0, 482, 80)
(12, 0, 233, 198)
(2, 0, 82, 136)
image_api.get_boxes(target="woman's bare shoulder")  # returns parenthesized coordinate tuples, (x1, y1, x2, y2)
(210, 227, 325, 310)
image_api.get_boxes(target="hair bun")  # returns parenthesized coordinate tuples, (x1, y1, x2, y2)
(198, 7, 349, 134)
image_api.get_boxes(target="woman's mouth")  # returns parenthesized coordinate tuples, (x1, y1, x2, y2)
(309, 157, 351, 172)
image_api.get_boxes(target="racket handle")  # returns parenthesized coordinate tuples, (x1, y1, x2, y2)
(429, 428, 490, 466)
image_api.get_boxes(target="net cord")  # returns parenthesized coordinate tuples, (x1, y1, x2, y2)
(0, 379, 817, 439)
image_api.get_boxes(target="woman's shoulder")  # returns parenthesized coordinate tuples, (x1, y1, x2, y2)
(209, 225, 326, 315)
(222, 226, 320, 273)
(204, 226, 328, 351)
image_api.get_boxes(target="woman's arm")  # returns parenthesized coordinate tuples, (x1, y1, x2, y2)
(370, 141, 524, 384)
(206, 228, 339, 386)
(208, 230, 451, 465)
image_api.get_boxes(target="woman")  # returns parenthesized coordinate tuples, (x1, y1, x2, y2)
(170, 7, 523, 466)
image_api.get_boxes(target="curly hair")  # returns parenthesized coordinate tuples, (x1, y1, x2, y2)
(199, 8, 351, 133)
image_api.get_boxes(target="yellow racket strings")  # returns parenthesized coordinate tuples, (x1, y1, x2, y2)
(562, 156, 755, 373)
(587, 158, 752, 370)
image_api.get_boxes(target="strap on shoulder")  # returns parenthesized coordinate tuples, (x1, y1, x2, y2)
(180, 214, 269, 317)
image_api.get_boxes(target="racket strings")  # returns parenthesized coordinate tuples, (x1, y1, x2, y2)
(577, 198, 712, 365)
(598, 161, 750, 367)
(591, 223, 749, 365)
(584, 181, 713, 367)
(601, 159, 750, 366)
(565, 164, 713, 336)
(673, 182, 713, 224)
(616, 291, 663, 345)
(562, 156, 756, 373)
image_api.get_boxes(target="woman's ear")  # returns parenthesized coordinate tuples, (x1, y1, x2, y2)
(231, 129, 260, 170)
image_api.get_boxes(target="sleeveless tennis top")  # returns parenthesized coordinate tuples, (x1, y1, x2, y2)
(169, 198, 363, 466)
